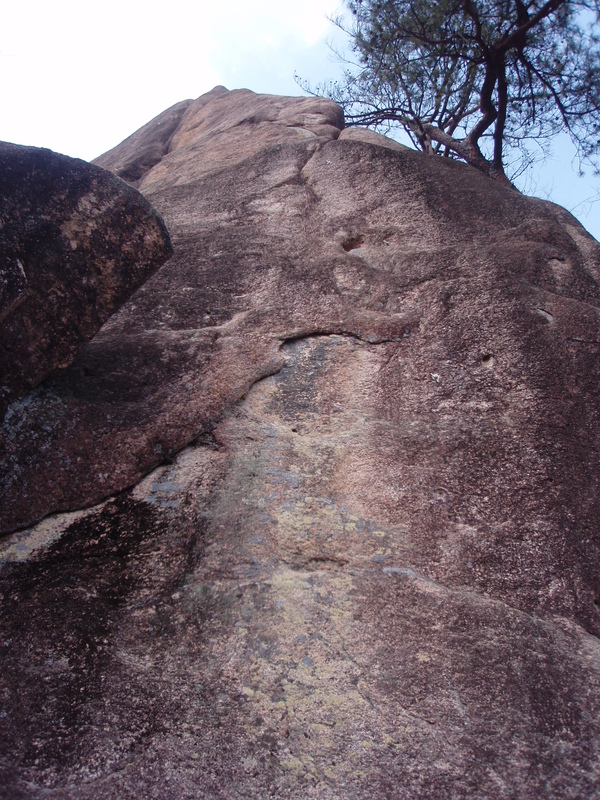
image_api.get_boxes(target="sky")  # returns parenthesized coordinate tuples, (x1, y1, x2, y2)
(1, 0, 598, 240)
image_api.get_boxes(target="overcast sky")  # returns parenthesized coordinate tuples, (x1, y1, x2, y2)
(1, 0, 598, 239)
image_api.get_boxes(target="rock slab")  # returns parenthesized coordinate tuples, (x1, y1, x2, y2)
(1, 88, 600, 798)
(0, 142, 172, 418)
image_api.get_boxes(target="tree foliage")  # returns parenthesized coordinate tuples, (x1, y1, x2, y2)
(313, 0, 600, 184)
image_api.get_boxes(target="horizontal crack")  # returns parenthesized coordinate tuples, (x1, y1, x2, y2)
(279, 327, 410, 349)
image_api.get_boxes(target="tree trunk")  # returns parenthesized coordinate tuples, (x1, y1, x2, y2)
(421, 123, 515, 188)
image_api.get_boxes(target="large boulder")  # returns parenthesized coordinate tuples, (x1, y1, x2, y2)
(0, 87, 600, 799)
(0, 142, 172, 419)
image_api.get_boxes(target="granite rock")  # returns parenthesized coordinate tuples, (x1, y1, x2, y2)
(0, 142, 172, 419)
(1, 87, 600, 798)
(92, 98, 193, 185)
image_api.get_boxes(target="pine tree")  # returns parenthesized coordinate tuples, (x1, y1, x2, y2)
(314, 0, 600, 184)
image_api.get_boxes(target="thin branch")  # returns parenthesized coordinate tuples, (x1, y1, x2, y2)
(498, 0, 567, 52)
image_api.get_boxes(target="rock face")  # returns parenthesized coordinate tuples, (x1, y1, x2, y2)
(0, 142, 172, 419)
(1, 87, 600, 798)
(92, 99, 193, 185)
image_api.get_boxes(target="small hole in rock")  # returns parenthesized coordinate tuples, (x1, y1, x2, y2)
(481, 354, 494, 365)
(342, 234, 365, 252)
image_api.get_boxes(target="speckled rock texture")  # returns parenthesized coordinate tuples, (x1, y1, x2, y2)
(0, 142, 172, 419)
(1, 87, 600, 799)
